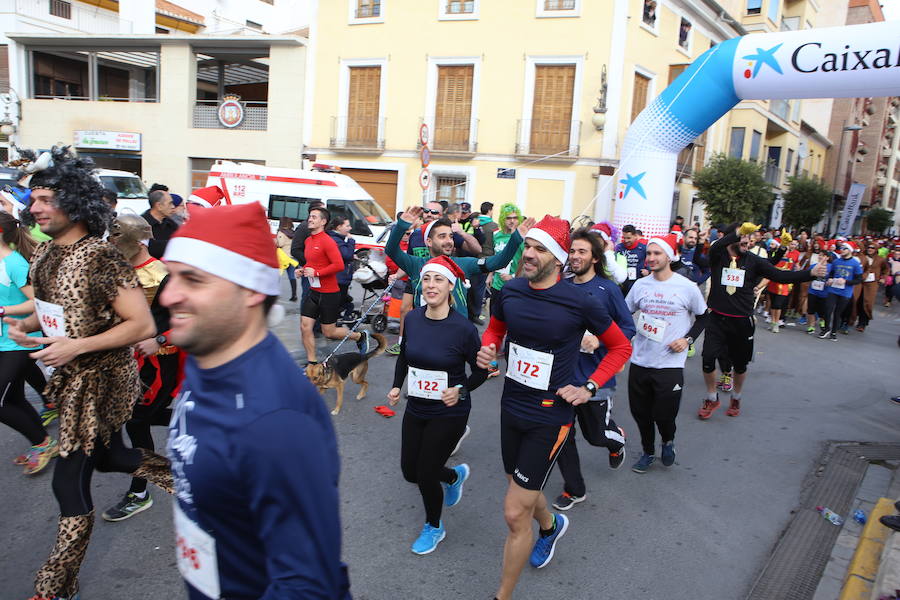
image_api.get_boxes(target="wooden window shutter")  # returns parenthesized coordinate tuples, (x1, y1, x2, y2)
(434, 65, 474, 151)
(668, 63, 688, 85)
(631, 72, 650, 123)
(347, 66, 381, 146)
(530, 64, 575, 155)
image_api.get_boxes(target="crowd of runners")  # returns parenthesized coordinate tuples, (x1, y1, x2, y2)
(0, 145, 898, 600)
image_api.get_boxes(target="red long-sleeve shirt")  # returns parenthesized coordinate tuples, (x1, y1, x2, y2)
(303, 230, 344, 293)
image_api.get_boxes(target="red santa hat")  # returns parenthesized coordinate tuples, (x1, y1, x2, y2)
(420, 255, 469, 288)
(590, 222, 612, 243)
(647, 234, 679, 261)
(525, 215, 571, 266)
(421, 220, 437, 241)
(163, 202, 280, 295)
(670, 224, 684, 243)
(188, 185, 226, 208)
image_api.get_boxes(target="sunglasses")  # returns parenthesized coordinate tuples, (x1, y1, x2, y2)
(423, 208, 441, 215)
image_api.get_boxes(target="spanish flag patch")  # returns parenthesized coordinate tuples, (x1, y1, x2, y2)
(541, 399, 554, 407)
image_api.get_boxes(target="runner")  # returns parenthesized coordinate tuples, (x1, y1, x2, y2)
(615, 224, 647, 295)
(551, 228, 636, 511)
(853, 242, 887, 332)
(475, 216, 632, 600)
(625, 234, 707, 473)
(0, 210, 58, 475)
(805, 247, 832, 336)
(885, 245, 900, 307)
(488, 203, 525, 314)
(300, 205, 368, 364)
(765, 232, 799, 333)
(7, 147, 172, 600)
(162, 202, 351, 599)
(820, 241, 863, 341)
(386, 256, 487, 554)
(698, 222, 826, 420)
(102, 214, 184, 522)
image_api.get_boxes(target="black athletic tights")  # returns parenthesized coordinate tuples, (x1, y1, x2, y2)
(0, 350, 47, 446)
(53, 430, 142, 517)
(400, 411, 468, 528)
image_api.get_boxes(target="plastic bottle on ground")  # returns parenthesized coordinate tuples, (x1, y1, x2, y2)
(816, 506, 844, 526)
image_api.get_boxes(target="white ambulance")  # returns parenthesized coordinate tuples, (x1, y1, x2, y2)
(205, 160, 393, 249)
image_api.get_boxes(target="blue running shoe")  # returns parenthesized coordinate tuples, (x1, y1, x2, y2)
(797, 316, 807, 325)
(632, 453, 655, 473)
(411, 521, 446, 555)
(529, 513, 569, 568)
(661, 442, 676, 466)
(443, 463, 470, 507)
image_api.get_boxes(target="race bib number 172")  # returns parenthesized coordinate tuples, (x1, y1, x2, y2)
(506, 343, 553, 391)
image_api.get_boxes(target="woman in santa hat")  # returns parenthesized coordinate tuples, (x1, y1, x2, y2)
(386, 255, 488, 556)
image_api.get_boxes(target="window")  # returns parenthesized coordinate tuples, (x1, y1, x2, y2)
(749, 130, 762, 162)
(269, 195, 317, 221)
(766, 146, 782, 185)
(767, 0, 779, 23)
(33, 50, 88, 100)
(434, 65, 474, 152)
(530, 64, 576, 154)
(747, 0, 762, 15)
(347, 66, 381, 146)
(729, 127, 745, 158)
(693, 131, 707, 172)
(668, 63, 688, 84)
(441, 0, 479, 20)
(537, 0, 579, 17)
(544, 0, 575, 9)
(31, 48, 159, 102)
(446, 0, 474, 13)
(436, 176, 467, 205)
(49, 0, 71, 19)
(631, 72, 650, 123)
(678, 18, 692, 51)
(642, 0, 657, 27)
(246, 20, 263, 30)
(357, 0, 381, 18)
(786, 148, 794, 174)
(155, 27, 170, 34)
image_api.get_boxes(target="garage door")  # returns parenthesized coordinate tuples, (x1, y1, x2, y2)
(340, 168, 398, 217)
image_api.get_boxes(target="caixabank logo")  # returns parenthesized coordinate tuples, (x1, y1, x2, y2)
(732, 22, 900, 100)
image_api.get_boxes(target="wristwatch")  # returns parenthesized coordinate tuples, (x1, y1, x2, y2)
(0, 306, 5, 318)
(685, 336, 694, 346)
(584, 380, 598, 396)
(155, 334, 168, 346)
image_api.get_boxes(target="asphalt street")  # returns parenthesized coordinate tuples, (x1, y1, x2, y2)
(2, 281, 898, 600)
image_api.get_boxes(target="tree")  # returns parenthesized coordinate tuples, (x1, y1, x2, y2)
(865, 207, 894, 234)
(781, 175, 831, 230)
(694, 153, 772, 225)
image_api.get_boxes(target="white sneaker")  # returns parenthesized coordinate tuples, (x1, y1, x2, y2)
(450, 425, 470, 456)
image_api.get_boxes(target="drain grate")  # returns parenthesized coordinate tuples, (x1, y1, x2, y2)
(746, 442, 900, 600)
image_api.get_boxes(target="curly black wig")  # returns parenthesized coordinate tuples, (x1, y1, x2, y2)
(17, 146, 114, 237)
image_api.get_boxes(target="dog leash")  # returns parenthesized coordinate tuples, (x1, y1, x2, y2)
(320, 291, 390, 365)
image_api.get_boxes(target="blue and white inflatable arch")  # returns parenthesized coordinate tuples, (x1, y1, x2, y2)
(612, 20, 900, 236)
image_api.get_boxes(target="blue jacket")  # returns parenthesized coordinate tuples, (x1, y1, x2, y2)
(328, 231, 356, 286)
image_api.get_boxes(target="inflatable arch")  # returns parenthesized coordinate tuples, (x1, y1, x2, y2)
(611, 20, 900, 236)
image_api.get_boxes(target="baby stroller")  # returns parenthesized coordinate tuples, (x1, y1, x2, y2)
(337, 249, 391, 333)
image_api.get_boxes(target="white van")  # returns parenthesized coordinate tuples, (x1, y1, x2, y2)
(97, 169, 150, 215)
(206, 161, 393, 249)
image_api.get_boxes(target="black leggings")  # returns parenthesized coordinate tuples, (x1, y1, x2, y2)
(53, 430, 142, 517)
(24, 360, 48, 406)
(400, 411, 468, 528)
(823, 294, 851, 333)
(0, 350, 47, 445)
(628, 365, 683, 455)
(126, 353, 179, 493)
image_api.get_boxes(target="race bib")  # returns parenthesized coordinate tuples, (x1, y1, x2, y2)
(831, 279, 845, 289)
(506, 342, 553, 390)
(627, 267, 637, 280)
(865, 272, 875, 283)
(637, 312, 668, 343)
(174, 504, 220, 599)
(408, 367, 448, 401)
(811, 280, 825, 291)
(579, 330, 595, 354)
(33, 298, 66, 337)
(308, 275, 320, 288)
(721, 267, 745, 288)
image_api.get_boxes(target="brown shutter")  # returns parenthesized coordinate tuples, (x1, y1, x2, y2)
(0, 46, 8, 93)
(668, 63, 688, 85)
(631, 72, 650, 123)
(530, 64, 575, 155)
(434, 65, 473, 151)
(347, 66, 381, 146)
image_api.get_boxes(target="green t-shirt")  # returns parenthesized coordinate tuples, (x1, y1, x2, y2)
(490, 231, 524, 290)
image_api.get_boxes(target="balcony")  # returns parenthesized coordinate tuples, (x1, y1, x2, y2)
(16, 0, 131, 33)
(419, 117, 478, 156)
(764, 163, 781, 187)
(770, 99, 790, 122)
(193, 101, 268, 130)
(515, 119, 580, 160)
(330, 116, 385, 153)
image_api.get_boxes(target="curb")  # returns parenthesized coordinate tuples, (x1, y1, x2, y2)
(838, 497, 894, 600)
(871, 527, 900, 600)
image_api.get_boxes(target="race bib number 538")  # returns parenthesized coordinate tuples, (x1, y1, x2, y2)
(721, 268, 745, 288)
(506, 343, 553, 390)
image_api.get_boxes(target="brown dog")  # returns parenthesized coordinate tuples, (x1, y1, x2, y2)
(305, 333, 387, 415)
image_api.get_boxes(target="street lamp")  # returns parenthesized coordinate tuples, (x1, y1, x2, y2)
(828, 122, 863, 235)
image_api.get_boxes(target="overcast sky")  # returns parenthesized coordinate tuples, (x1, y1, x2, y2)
(881, 0, 900, 20)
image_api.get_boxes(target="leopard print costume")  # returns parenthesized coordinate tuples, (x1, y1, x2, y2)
(32, 512, 94, 599)
(30, 236, 142, 457)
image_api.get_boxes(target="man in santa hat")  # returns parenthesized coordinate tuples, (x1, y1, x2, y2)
(624, 234, 707, 473)
(161, 202, 351, 600)
(821, 240, 863, 340)
(476, 215, 632, 600)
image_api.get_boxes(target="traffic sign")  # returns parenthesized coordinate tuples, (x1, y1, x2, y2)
(420, 145, 431, 167)
(419, 168, 432, 190)
(419, 123, 430, 147)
